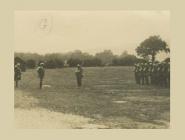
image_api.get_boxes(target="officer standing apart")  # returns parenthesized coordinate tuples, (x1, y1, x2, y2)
(14, 63, 22, 88)
(75, 64, 83, 87)
(37, 62, 45, 89)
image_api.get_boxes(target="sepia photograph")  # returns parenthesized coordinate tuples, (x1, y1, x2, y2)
(14, 11, 170, 129)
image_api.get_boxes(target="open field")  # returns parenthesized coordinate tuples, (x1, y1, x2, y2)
(14, 66, 170, 129)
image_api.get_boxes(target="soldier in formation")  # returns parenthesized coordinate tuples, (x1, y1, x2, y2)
(37, 62, 45, 89)
(134, 61, 170, 87)
(14, 63, 22, 88)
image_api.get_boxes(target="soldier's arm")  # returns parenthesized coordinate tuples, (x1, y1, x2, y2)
(19, 68, 22, 74)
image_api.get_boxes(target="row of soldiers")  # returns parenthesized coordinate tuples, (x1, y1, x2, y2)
(14, 62, 84, 89)
(134, 61, 170, 87)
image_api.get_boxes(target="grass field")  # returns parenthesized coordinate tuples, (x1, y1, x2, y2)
(14, 66, 170, 129)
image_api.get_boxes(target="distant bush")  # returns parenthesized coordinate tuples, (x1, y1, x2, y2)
(45, 60, 57, 69)
(83, 58, 102, 67)
(54, 59, 64, 68)
(112, 55, 138, 66)
(26, 59, 36, 69)
(15, 50, 141, 69)
(68, 58, 82, 67)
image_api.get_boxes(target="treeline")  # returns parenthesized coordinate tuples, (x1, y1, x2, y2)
(14, 50, 139, 69)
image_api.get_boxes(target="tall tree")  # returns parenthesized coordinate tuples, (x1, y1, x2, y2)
(136, 35, 169, 62)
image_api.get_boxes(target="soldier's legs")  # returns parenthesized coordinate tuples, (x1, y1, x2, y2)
(138, 77, 140, 84)
(163, 74, 168, 88)
(152, 74, 154, 85)
(160, 76, 163, 86)
(141, 74, 144, 85)
(77, 77, 81, 87)
(159, 74, 164, 87)
(79, 78, 82, 86)
(15, 80, 18, 88)
(150, 76, 153, 85)
(135, 73, 137, 84)
(155, 74, 159, 86)
(137, 76, 139, 84)
(148, 75, 151, 85)
(135, 73, 139, 84)
(163, 77, 166, 87)
(39, 78, 43, 89)
(146, 76, 149, 85)
(168, 77, 170, 87)
(167, 73, 170, 87)
(137, 73, 141, 84)
(145, 75, 149, 85)
(162, 74, 167, 87)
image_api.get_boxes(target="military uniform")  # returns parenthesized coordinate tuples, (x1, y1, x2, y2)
(167, 63, 170, 87)
(148, 62, 153, 85)
(14, 63, 22, 88)
(134, 64, 140, 84)
(135, 61, 170, 88)
(75, 64, 83, 87)
(137, 63, 143, 85)
(162, 63, 168, 87)
(157, 63, 166, 87)
(150, 63, 155, 85)
(153, 63, 159, 85)
(143, 63, 149, 85)
(37, 63, 45, 89)
(140, 63, 145, 85)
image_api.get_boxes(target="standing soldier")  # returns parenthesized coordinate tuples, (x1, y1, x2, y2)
(161, 62, 169, 88)
(137, 63, 143, 85)
(167, 62, 170, 88)
(140, 63, 145, 85)
(134, 63, 139, 84)
(37, 62, 45, 89)
(150, 62, 155, 85)
(162, 62, 168, 87)
(14, 63, 22, 88)
(75, 64, 83, 87)
(148, 62, 153, 85)
(143, 62, 149, 85)
(153, 62, 159, 86)
(157, 63, 164, 87)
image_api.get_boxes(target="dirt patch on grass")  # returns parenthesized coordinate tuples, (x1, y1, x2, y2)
(15, 108, 108, 129)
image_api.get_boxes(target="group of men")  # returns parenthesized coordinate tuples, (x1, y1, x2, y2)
(15, 61, 170, 89)
(14, 62, 84, 89)
(14, 62, 46, 89)
(134, 61, 170, 87)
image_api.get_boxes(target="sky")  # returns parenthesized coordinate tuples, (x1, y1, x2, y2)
(14, 11, 170, 60)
